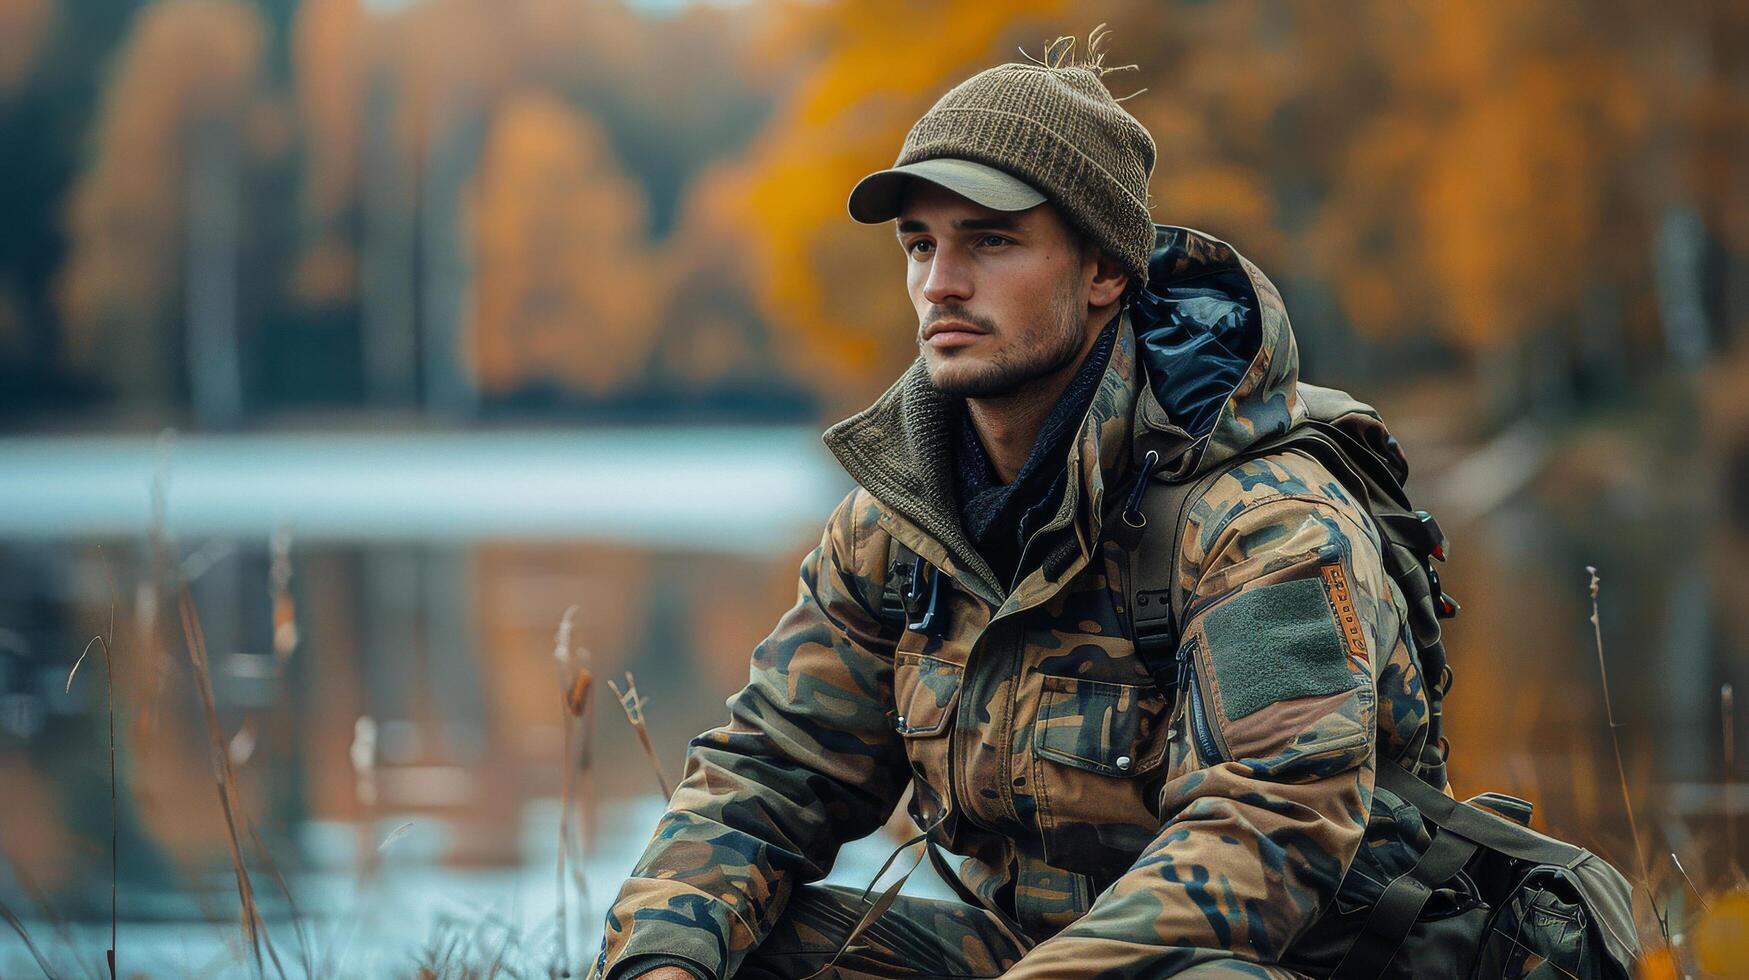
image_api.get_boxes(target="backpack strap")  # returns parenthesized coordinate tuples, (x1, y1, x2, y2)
(1332, 761, 1482, 978)
(1333, 759, 1595, 979)
(1121, 427, 1348, 682)
(1124, 460, 1231, 689)
(1124, 424, 1456, 785)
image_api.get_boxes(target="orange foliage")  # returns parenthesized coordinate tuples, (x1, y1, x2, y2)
(1099, 1, 1286, 255)
(1306, 3, 1649, 349)
(695, 0, 1712, 383)
(1693, 890, 1749, 977)
(0, 751, 71, 890)
(470, 91, 659, 396)
(648, 167, 776, 389)
(376, 0, 512, 162)
(57, 0, 264, 395)
(1687, 9, 1749, 255)
(0, 0, 50, 94)
(290, 234, 358, 308)
(290, 0, 365, 310)
(50, 0, 1748, 404)
(693, 0, 1071, 407)
(292, 0, 364, 220)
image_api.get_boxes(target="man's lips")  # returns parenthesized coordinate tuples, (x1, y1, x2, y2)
(923, 320, 988, 344)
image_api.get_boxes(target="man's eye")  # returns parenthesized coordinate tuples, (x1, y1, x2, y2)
(907, 240, 933, 255)
(979, 235, 1010, 248)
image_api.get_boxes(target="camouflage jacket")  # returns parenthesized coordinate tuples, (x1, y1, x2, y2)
(592, 227, 1434, 977)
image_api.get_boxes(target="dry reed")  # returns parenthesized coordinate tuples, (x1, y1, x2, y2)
(60, 549, 121, 979)
(176, 584, 285, 979)
(607, 672, 671, 799)
(1586, 571, 1654, 886)
(0, 899, 59, 978)
(552, 603, 593, 979)
(1726, 683, 1740, 885)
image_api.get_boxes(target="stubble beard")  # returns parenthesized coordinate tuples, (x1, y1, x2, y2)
(921, 273, 1087, 400)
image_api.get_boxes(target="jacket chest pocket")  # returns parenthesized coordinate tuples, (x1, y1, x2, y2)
(893, 651, 963, 835)
(1031, 673, 1172, 872)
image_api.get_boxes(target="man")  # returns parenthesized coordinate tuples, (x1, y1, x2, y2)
(591, 49, 1431, 980)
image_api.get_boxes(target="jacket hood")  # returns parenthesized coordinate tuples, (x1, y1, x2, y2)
(1129, 225, 1305, 481)
(822, 224, 1305, 604)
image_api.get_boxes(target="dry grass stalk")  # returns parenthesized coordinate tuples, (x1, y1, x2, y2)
(607, 672, 671, 799)
(138, 431, 175, 749)
(5, 860, 110, 979)
(99, 602, 118, 980)
(0, 897, 60, 978)
(311, 819, 421, 978)
(323, 712, 407, 973)
(351, 716, 378, 810)
(246, 822, 317, 978)
(1669, 851, 1712, 914)
(1725, 683, 1740, 885)
(413, 911, 522, 980)
(269, 523, 298, 664)
(228, 718, 258, 768)
(551, 604, 592, 979)
(1586, 567, 1667, 950)
(379, 821, 415, 852)
(180, 539, 235, 583)
(177, 584, 286, 979)
(63, 550, 121, 979)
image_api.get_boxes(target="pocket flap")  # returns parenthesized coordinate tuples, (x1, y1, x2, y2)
(1034, 674, 1169, 777)
(894, 652, 961, 737)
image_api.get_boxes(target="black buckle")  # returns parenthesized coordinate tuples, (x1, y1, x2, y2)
(1132, 588, 1178, 694)
(1427, 564, 1460, 619)
(1417, 510, 1448, 562)
(904, 553, 947, 637)
(1468, 792, 1533, 827)
(1380, 509, 1449, 562)
(881, 557, 913, 623)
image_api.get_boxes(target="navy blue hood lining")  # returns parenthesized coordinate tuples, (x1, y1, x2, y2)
(1129, 226, 1263, 444)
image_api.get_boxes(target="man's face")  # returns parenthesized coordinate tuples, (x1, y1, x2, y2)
(896, 182, 1093, 399)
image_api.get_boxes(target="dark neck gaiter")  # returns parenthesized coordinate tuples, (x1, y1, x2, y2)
(954, 316, 1118, 591)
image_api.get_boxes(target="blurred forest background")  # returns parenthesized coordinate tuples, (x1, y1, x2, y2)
(2, 0, 1748, 974)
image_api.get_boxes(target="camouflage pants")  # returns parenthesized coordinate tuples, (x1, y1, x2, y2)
(729, 882, 1319, 979)
(734, 885, 1025, 979)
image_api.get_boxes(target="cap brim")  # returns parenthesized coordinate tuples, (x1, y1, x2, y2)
(847, 158, 1046, 223)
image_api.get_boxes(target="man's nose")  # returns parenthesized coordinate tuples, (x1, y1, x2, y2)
(921, 249, 973, 306)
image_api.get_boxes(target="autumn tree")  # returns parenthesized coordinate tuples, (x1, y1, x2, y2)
(0, 0, 51, 96)
(288, 0, 363, 307)
(690, 0, 1070, 409)
(470, 91, 659, 398)
(58, 0, 265, 414)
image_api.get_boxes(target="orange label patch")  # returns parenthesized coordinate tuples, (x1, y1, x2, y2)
(1320, 564, 1369, 668)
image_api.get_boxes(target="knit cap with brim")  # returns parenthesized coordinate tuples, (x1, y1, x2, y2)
(848, 59, 1156, 286)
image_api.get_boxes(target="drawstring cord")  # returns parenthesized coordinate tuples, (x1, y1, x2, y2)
(1121, 450, 1161, 529)
(801, 808, 952, 980)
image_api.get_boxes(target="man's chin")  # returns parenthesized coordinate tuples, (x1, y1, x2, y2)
(924, 359, 1020, 399)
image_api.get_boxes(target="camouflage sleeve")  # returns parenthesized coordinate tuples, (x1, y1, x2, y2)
(590, 490, 909, 980)
(1006, 459, 1398, 978)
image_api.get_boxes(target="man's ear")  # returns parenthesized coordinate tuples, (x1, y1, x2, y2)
(1087, 249, 1129, 309)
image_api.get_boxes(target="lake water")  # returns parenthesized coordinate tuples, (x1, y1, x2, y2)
(0, 421, 1738, 975)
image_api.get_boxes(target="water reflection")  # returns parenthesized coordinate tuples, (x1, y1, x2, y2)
(0, 415, 1743, 974)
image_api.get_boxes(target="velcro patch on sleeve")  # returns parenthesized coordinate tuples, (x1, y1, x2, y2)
(1202, 574, 1359, 722)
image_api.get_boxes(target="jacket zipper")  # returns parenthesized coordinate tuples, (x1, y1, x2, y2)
(1178, 641, 1226, 762)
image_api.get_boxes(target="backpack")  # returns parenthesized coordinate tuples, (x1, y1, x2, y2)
(880, 382, 1642, 979)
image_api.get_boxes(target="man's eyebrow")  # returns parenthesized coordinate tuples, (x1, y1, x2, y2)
(894, 215, 1022, 235)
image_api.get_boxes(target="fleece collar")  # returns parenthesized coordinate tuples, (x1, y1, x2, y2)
(823, 311, 1142, 606)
